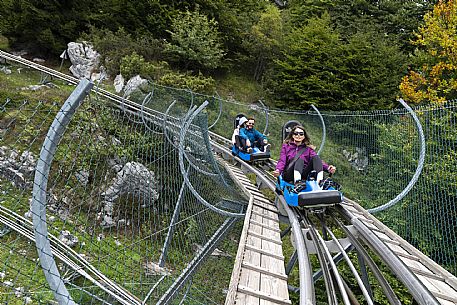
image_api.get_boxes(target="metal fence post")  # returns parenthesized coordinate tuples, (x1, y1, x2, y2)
(31, 79, 94, 305)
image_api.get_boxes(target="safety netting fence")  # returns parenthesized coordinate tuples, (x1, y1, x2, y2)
(141, 82, 456, 276)
(1, 63, 456, 305)
(203, 91, 456, 276)
(0, 77, 247, 304)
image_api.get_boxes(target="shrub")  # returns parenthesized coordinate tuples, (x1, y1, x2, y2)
(81, 27, 164, 77)
(158, 71, 215, 93)
(120, 53, 170, 81)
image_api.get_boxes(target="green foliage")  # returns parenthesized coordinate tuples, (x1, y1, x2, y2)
(164, 10, 225, 71)
(0, 0, 437, 111)
(269, 13, 345, 110)
(195, 0, 269, 59)
(82, 27, 161, 77)
(269, 12, 407, 110)
(120, 52, 147, 80)
(243, 4, 283, 81)
(285, 0, 435, 52)
(158, 71, 215, 93)
(340, 28, 408, 109)
(0, 35, 9, 50)
(120, 53, 170, 81)
(0, 0, 98, 55)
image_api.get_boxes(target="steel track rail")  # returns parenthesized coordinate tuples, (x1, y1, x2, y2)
(322, 219, 374, 304)
(3, 50, 456, 304)
(0, 206, 141, 305)
(299, 211, 336, 304)
(331, 211, 401, 305)
(336, 205, 441, 305)
(303, 212, 351, 305)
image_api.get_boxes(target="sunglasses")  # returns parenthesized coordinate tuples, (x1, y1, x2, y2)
(293, 132, 305, 136)
(247, 123, 255, 126)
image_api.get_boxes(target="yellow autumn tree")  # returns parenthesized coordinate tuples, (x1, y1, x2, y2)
(400, 0, 457, 104)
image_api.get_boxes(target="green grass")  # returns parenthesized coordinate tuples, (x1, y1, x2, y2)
(214, 71, 266, 104)
(0, 62, 245, 304)
(0, 35, 10, 50)
(0, 67, 74, 103)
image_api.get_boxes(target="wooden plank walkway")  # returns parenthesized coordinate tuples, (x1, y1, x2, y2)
(223, 161, 291, 305)
(343, 199, 457, 305)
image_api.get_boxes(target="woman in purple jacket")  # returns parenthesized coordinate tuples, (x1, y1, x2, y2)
(272, 125, 336, 184)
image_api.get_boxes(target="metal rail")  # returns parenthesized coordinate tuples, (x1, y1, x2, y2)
(2, 50, 456, 305)
(214, 142, 456, 304)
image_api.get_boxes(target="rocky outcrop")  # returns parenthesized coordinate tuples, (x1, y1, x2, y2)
(123, 75, 148, 96)
(114, 74, 125, 93)
(67, 42, 101, 80)
(100, 162, 159, 227)
(58, 230, 79, 248)
(0, 147, 36, 189)
(342, 147, 369, 171)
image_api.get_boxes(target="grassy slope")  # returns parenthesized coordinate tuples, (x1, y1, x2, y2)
(214, 72, 266, 104)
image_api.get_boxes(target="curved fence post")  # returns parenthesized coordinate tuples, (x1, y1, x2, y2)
(178, 102, 245, 218)
(257, 99, 269, 135)
(208, 95, 222, 130)
(368, 99, 426, 214)
(198, 101, 229, 187)
(31, 79, 93, 305)
(164, 102, 218, 177)
(310, 104, 326, 155)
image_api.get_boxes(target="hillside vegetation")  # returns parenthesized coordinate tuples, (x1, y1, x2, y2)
(2, 0, 454, 110)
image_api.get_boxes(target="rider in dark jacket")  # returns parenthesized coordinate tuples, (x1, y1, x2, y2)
(239, 117, 269, 153)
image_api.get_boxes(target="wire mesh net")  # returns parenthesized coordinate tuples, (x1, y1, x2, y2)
(182, 87, 457, 276)
(128, 82, 457, 277)
(1, 64, 457, 305)
(0, 79, 247, 304)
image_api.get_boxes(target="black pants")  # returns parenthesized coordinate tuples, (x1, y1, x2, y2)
(252, 139, 267, 152)
(283, 155, 323, 183)
(235, 135, 247, 152)
(236, 136, 266, 152)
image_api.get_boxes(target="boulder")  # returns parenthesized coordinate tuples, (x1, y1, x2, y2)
(114, 74, 125, 93)
(124, 75, 148, 96)
(100, 162, 159, 228)
(67, 42, 101, 79)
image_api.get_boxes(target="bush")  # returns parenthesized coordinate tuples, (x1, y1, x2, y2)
(81, 27, 164, 77)
(158, 71, 215, 93)
(164, 10, 225, 71)
(120, 53, 170, 81)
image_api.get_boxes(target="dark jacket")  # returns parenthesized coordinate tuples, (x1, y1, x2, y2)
(239, 127, 267, 143)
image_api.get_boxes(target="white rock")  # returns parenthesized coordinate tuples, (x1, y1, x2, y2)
(67, 42, 101, 79)
(123, 75, 148, 96)
(114, 74, 125, 93)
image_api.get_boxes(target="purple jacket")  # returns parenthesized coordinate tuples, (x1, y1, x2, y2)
(276, 142, 329, 173)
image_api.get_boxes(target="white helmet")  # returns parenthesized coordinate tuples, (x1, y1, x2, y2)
(238, 117, 248, 127)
